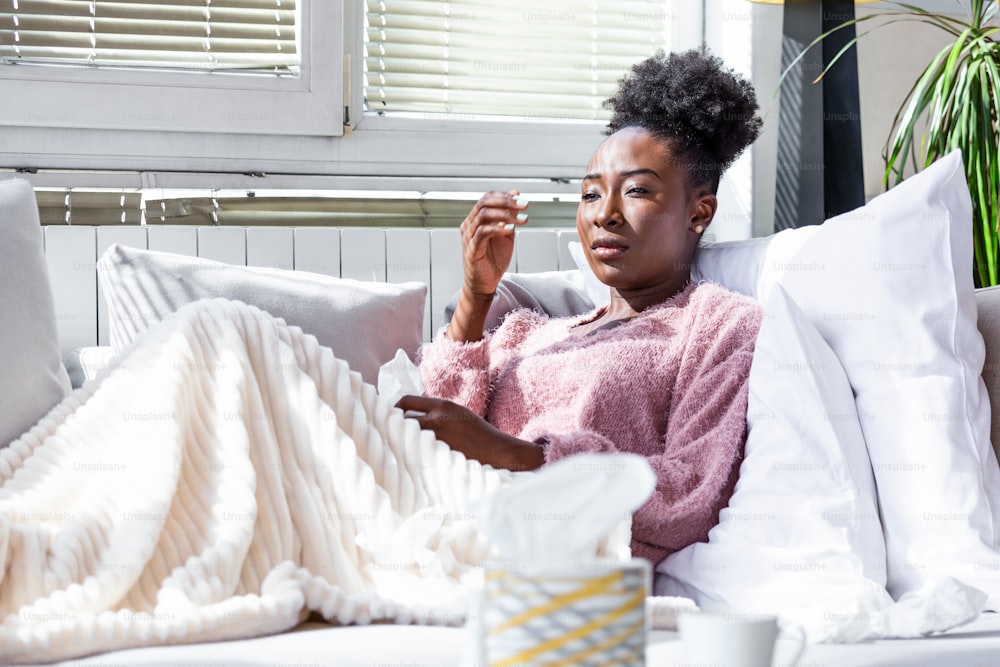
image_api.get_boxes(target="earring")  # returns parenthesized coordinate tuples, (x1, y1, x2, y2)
(693, 224, 704, 234)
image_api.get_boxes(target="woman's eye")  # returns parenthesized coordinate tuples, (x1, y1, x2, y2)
(580, 192, 599, 202)
(626, 186, 648, 195)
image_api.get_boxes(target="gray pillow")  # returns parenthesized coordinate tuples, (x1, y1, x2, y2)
(0, 178, 70, 447)
(444, 270, 595, 331)
(98, 244, 427, 385)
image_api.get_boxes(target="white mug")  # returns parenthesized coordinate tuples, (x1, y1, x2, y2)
(677, 611, 806, 667)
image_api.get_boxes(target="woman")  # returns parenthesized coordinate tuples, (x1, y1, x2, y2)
(398, 48, 764, 566)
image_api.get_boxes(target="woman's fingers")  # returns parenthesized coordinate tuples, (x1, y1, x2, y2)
(468, 190, 528, 216)
(458, 190, 530, 295)
(462, 191, 528, 239)
(396, 395, 470, 422)
(396, 396, 462, 444)
(395, 394, 438, 413)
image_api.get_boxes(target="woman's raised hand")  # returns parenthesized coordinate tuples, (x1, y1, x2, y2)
(459, 190, 528, 297)
(447, 191, 528, 342)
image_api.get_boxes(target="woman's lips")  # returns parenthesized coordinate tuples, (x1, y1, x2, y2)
(593, 246, 626, 260)
(592, 239, 628, 260)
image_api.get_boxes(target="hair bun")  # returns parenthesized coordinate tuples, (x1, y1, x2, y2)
(604, 49, 763, 192)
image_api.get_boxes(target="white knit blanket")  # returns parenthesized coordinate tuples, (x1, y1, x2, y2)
(0, 298, 698, 664)
(0, 297, 533, 663)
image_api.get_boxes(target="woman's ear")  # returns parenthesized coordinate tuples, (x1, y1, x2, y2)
(690, 193, 718, 234)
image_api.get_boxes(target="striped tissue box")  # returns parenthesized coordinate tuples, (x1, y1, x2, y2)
(480, 559, 650, 666)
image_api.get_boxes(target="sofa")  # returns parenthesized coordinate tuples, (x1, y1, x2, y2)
(6, 151, 1000, 664)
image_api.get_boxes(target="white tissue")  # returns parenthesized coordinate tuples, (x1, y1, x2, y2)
(377, 348, 424, 405)
(474, 452, 656, 564)
(876, 576, 987, 639)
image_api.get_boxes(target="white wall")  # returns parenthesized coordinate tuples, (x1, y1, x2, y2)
(745, 0, 965, 236)
(749, 2, 784, 238)
(854, 5, 958, 200)
(707, 0, 759, 242)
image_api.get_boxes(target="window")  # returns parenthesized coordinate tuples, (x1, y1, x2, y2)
(1, 0, 299, 72)
(4, 1, 779, 240)
(363, 0, 677, 121)
(0, 0, 703, 181)
(350, 0, 703, 181)
(0, 0, 344, 169)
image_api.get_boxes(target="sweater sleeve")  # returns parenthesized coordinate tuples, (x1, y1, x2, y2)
(416, 311, 545, 417)
(416, 327, 492, 416)
(531, 290, 761, 564)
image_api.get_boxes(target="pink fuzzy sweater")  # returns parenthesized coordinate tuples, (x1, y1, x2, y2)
(418, 280, 762, 566)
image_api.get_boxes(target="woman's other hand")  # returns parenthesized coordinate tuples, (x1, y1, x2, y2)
(395, 395, 543, 473)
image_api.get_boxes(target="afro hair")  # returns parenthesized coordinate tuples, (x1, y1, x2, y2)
(603, 48, 763, 194)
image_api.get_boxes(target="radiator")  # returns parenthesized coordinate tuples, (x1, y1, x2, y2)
(42, 225, 581, 356)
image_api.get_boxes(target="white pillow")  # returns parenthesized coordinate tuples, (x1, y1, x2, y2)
(575, 151, 1000, 607)
(567, 241, 610, 308)
(97, 244, 427, 386)
(697, 151, 1000, 606)
(0, 178, 70, 447)
(655, 285, 891, 641)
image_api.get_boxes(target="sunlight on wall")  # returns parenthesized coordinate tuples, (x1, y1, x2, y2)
(706, 0, 758, 241)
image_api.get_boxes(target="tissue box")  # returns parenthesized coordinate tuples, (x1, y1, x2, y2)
(476, 558, 650, 666)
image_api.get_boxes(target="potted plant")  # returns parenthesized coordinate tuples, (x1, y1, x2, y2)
(788, 0, 1000, 286)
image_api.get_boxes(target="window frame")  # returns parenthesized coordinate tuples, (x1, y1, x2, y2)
(0, 0, 344, 164)
(0, 0, 704, 181)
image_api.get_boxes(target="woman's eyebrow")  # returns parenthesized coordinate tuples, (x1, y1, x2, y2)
(582, 168, 660, 181)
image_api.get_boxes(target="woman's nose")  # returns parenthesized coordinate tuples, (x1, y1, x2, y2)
(593, 194, 622, 227)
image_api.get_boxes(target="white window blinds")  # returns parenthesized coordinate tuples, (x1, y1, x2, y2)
(0, 0, 299, 72)
(364, 0, 675, 120)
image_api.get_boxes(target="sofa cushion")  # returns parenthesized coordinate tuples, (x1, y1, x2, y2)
(97, 244, 427, 385)
(0, 178, 70, 447)
(976, 286, 1000, 464)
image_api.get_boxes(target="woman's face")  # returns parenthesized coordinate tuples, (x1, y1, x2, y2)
(576, 126, 715, 296)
